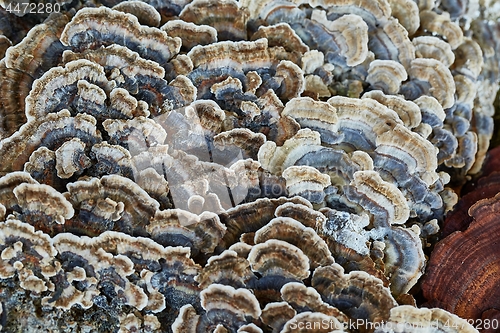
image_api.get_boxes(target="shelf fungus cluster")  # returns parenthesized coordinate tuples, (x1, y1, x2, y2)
(0, 0, 499, 332)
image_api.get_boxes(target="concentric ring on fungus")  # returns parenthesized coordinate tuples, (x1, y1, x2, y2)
(0, 0, 499, 332)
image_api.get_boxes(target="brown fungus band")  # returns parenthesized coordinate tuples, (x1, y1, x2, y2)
(422, 146, 500, 330)
(0, 0, 499, 332)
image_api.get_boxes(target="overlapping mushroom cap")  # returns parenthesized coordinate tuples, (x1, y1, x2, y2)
(374, 306, 478, 333)
(0, 0, 499, 331)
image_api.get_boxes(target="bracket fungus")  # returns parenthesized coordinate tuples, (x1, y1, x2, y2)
(312, 263, 397, 332)
(422, 162, 500, 324)
(374, 306, 479, 333)
(172, 284, 262, 332)
(147, 209, 226, 256)
(0, 0, 499, 331)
